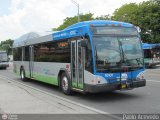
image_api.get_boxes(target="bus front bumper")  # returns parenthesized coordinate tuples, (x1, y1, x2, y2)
(0, 63, 9, 68)
(84, 79, 146, 93)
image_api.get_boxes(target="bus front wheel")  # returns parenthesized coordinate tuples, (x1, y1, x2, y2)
(20, 68, 27, 81)
(60, 72, 72, 95)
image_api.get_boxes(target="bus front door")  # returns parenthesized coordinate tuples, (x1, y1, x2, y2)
(29, 45, 34, 78)
(71, 40, 84, 91)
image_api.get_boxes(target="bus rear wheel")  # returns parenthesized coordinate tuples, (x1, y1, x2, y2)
(20, 69, 27, 81)
(60, 72, 72, 95)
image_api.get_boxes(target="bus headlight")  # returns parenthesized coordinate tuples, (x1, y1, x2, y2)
(136, 72, 145, 80)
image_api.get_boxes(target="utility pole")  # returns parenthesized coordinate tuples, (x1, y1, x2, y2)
(71, 0, 80, 22)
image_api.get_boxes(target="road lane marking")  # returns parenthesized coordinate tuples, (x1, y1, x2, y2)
(0, 75, 106, 113)
(147, 80, 160, 83)
(145, 68, 160, 71)
(0, 74, 121, 120)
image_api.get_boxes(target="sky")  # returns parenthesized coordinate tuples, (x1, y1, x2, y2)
(0, 0, 148, 41)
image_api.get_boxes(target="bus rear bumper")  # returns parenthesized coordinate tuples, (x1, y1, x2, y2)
(0, 63, 9, 68)
(84, 79, 146, 93)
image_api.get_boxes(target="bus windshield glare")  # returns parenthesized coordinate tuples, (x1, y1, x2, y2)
(92, 27, 143, 72)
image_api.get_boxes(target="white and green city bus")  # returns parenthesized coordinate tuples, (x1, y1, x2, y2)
(0, 51, 9, 69)
(13, 20, 146, 94)
(143, 43, 160, 67)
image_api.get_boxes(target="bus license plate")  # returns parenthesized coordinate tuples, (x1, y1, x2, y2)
(121, 84, 126, 89)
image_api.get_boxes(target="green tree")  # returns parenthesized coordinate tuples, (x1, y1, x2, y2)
(95, 14, 111, 20)
(138, 0, 160, 43)
(0, 39, 14, 55)
(112, 0, 160, 43)
(53, 13, 94, 31)
(112, 3, 139, 25)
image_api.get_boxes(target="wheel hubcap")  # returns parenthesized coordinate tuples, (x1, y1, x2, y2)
(62, 76, 68, 91)
(21, 71, 24, 79)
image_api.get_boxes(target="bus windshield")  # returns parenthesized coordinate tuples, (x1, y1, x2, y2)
(93, 36, 143, 72)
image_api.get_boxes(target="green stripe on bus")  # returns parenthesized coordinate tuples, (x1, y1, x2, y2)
(33, 73, 58, 85)
(72, 82, 84, 89)
(25, 71, 30, 78)
(72, 82, 77, 87)
(15, 70, 83, 89)
(15, 70, 20, 76)
(18, 70, 58, 86)
(78, 84, 83, 89)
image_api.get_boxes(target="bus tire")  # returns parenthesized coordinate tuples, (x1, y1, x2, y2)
(60, 72, 72, 95)
(20, 68, 27, 81)
(3, 67, 7, 70)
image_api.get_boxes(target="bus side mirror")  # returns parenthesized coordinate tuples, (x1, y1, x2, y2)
(81, 39, 87, 47)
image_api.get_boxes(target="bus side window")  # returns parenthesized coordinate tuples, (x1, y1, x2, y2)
(24, 46, 29, 61)
(13, 47, 22, 61)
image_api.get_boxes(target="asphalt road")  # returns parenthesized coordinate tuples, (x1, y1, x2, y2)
(0, 64, 160, 114)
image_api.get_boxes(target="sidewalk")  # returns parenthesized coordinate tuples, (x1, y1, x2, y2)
(0, 75, 121, 120)
(0, 77, 97, 114)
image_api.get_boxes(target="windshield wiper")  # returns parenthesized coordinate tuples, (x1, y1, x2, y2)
(136, 58, 143, 65)
(119, 41, 128, 63)
(129, 58, 143, 67)
(121, 58, 143, 70)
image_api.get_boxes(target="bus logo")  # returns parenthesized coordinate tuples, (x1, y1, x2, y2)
(105, 73, 113, 77)
(70, 30, 76, 35)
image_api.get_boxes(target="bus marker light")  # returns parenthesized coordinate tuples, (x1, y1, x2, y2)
(121, 84, 126, 89)
(66, 65, 69, 68)
(90, 24, 94, 27)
